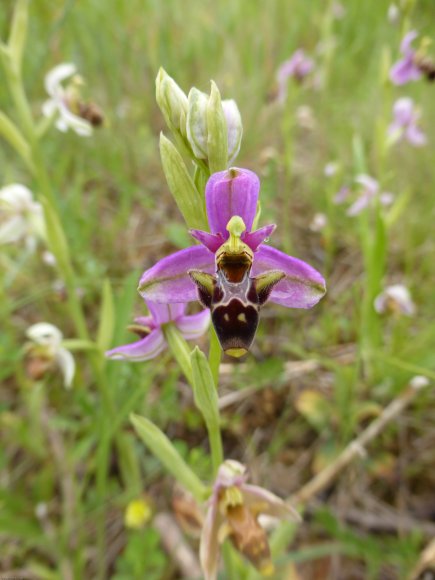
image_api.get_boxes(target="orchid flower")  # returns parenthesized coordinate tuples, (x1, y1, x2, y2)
(25, 323, 75, 388)
(200, 460, 300, 579)
(390, 31, 422, 85)
(42, 63, 95, 136)
(346, 175, 394, 216)
(106, 299, 210, 361)
(388, 97, 427, 147)
(139, 168, 326, 357)
(276, 49, 314, 103)
(0, 184, 44, 250)
(374, 284, 416, 316)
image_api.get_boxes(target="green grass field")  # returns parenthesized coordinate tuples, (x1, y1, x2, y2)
(1, 1, 435, 578)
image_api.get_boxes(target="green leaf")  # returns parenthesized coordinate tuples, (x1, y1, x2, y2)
(186, 87, 208, 158)
(207, 81, 228, 173)
(159, 132, 207, 230)
(61, 339, 99, 351)
(40, 198, 72, 278)
(130, 413, 208, 501)
(191, 347, 223, 473)
(191, 347, 219, 429)
(97, 278, 115, 352)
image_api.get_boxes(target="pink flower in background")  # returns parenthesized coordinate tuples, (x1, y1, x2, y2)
(334, 185, 350, 204)
(346, 175, 394, 216)
(106, 300, 210, 361)
(390, 31, 422, 85)
(276, 49, 314, 102)
(388, 98, 426, 146)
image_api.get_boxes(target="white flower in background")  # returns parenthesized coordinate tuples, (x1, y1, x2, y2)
(42, 251, 57, 266)
(332, 2, 346, 19)
(324, 161, 339, 177)
(388, 4, 400, 24)
(42, 63, 93, 137)
(0, 184, 44, 250)
(309, 212, 328, 232)
(374, 284, 416, 316)
(26, 323, 75, 388)
(296, 104, 316, 130)
(409, 376, 429, 389)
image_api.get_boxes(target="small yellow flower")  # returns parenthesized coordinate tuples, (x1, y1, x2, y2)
(124, 498, 152, 530)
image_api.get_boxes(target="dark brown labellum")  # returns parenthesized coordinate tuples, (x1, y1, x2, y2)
(189, 252, 284, 357)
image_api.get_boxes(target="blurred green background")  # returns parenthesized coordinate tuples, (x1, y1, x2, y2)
(1, 0, 435, 578)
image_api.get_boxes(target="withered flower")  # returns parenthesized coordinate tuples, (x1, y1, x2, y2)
(200, 460, 301, 579)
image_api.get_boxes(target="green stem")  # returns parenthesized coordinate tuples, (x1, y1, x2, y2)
(223, 543, 238, 580)
(208, 326, 222, 387)
(163, 323, 194, 384)
(208, 421, 224, 474)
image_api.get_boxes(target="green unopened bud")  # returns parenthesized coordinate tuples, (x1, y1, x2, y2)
(186, 87, 209, 159)
(130, 413, 207, 501)
(156, 68, 188, 136)
(186, 83, 243, 169)
(207, 81, 228, 173)
(222, 99, 242, 164)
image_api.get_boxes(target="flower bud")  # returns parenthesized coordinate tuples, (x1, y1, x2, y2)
(186, 84, 243, 167)
(156, 68, 189, 135)
(222, 99, 242, 164)
(187, 87, 209, 159)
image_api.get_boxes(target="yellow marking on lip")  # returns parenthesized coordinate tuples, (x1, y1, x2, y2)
(237, 313, 247, 323)
(226, 347, 248, 358)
